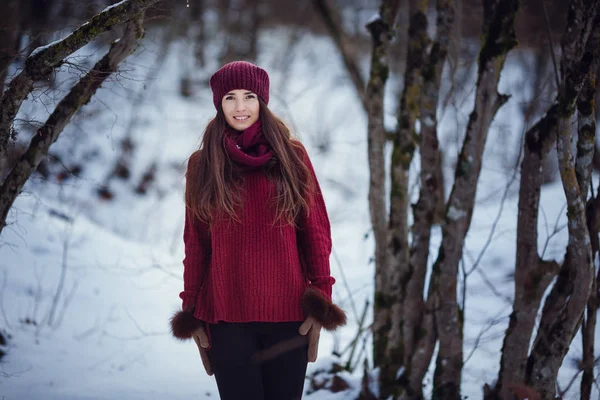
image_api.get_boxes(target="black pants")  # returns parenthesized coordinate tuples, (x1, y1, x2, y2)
(207, 321, 309, 400)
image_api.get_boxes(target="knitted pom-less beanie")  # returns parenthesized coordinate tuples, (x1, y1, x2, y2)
(209, 61, 270, 110)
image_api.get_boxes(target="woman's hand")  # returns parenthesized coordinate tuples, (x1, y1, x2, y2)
(299, 316, 322, 362)
(192, 326, 213, 376)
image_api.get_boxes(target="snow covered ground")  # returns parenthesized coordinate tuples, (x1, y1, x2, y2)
(0, 24, 597, 400)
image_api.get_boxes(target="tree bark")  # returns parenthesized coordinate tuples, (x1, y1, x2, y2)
(0, 0, 160, 156)
(493, 5, 600, 399)
(581, 179, 600, 400)
(401, 1, 455, 397)
(383, 0, 430, 397)
(0, 15, 146, 234)
(575, 61, 598, 202)
(579, 54, 598, 400)
(494, 105, 560, 400)
(527, 6, 600, 398)
(431, 0, 518, 398)
(365, 0, 401, 389)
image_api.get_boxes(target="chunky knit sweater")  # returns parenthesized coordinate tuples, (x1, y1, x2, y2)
(179, 146, 335, 324)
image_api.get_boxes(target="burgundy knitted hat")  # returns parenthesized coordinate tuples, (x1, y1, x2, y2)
(209, 61, 270, 110)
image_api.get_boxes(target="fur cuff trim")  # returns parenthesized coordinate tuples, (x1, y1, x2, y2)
(302, 287, 347, 331)
(170, 309, 203, 340)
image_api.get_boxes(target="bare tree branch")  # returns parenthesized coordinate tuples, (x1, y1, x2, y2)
(0, 15, 146, 234)
(0, 0, 161, 155)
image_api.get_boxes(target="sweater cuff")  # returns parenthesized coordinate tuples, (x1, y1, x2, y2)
(179, 290, 198, 312)
(301, 287, 346, 331)
(308, 276, 335, 301)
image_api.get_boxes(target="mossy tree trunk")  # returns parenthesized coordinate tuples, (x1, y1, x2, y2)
(383, 0, 431, 397)
(399, 1, 455, 397)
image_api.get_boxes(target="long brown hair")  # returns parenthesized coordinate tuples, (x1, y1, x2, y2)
(185, 98, 315, 226)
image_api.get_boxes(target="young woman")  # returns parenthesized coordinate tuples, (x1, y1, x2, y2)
(170, 61, 346, 400)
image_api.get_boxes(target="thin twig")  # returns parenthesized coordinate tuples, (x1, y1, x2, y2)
(332, 246, 359, 321)
(466, 170, 519, 276)
(344, 299, 370, 371)
(0, 269, 11, 329)
(540, 203, 568, 259)
(463, 309, 508, 365)
(475, 268, 513, 305)
(557, 369, 582, 398)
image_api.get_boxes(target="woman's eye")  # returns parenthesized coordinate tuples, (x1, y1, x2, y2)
(246, 95, 256, 99)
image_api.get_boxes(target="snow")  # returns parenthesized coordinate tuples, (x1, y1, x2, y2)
(29, 0, 125, 60)
(396, 366, 405, 379)
(30, 38, 65, 58)
(100, 0, 129, 14)
(447, 205, 467, 221)
(366, 13, 381, 25)
(1, 25, 598, 400)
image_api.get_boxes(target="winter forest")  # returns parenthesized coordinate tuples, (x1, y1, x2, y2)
(0, 0, 599, 399)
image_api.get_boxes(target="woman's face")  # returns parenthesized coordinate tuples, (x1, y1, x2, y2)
(221, 89, 260, 131)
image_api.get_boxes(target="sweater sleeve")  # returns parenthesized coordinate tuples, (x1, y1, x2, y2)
(179, 207, 211, 312)
(296, 145, 336, 300)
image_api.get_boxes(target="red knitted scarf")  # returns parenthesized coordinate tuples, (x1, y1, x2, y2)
(223, 120, 273, 168)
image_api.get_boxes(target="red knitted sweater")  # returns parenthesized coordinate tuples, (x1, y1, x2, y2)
(179, 145, 335, 324)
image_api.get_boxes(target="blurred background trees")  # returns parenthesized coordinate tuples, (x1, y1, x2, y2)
(1, 0, 599, 399)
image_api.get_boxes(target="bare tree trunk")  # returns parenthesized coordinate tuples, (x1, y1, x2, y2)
(493, 5, 600, 399)
(400, 1, 455, 398)
(579, 64, 598, 400)
(527, 6, 600, 398)
(0, 12, 148, 234)
(430, 1, 518, 398)
(494, 105, 560, 400)
(581, 182, 600, 400)
(575, 65, 597, 201)
(0, 0, 160, 156)
(364, 0, 401, 391)
(380, 0, 430, 397)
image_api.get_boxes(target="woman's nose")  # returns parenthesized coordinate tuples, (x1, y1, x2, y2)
(235, 100, 246, 111)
